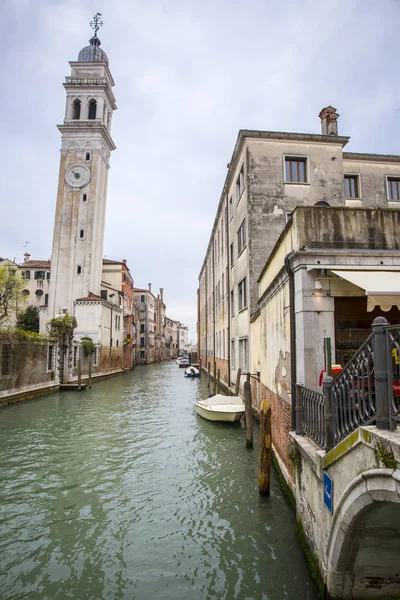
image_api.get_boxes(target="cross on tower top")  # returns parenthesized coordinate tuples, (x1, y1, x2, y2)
(90, 13, 103, 38)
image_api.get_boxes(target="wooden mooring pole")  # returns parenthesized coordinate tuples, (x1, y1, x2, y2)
(244, 379, 253, 448)
(259, 399, 272, 496)
(88, 359, 92, 389)
(77, 359, 82, 391)
(217, 369, 220, 394)
(207, 361, 211, 388)
(234, 368, 242, 396)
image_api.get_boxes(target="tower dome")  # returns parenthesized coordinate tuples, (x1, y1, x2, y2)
(78, 35, 108, 64)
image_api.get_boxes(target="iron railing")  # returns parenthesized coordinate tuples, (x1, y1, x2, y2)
(297, 316, 398, 451)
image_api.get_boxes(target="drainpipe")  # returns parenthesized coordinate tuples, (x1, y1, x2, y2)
(284, 251, 296, 430)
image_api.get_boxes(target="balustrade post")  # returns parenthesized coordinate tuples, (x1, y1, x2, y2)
(372, 316, 394, 430)
(324, 376, 334, 451)
(295, 384, 303, 435)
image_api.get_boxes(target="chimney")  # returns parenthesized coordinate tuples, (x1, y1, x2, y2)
(122, 259, 126, 265)
(148, 283, 152, 293)
(160, 287, 164, 302)
(24, 252, 31, 263)
(319, 106, 339, 136)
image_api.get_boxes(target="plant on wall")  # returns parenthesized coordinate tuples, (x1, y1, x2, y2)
(81, 337, 95, 356)
(47, 311, 76, 344)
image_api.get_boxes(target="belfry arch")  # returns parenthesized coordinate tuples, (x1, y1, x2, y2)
(326, 469, 400, 599)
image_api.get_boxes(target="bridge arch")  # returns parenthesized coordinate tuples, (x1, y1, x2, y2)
(326, 468, 400, 599)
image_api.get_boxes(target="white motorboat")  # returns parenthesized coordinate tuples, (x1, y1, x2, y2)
(194, 394, 245, 423)
(184, 366, 200, 378)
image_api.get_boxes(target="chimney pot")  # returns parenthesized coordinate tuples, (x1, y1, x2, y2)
(24, 253, 31, 263)
(148, 283, 152, 292)
(319, 106, 339, 136)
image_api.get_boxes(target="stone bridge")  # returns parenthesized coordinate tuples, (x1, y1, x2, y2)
(290, 317, 400, 599)
(292, 424, 400, 599)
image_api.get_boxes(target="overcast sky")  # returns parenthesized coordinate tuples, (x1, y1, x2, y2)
(1, 0, 400, 339)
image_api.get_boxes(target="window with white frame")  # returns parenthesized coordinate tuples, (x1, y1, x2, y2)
(387, 177, 400, 201)
(231, 339, 235, 370)
(236, 164, 245, 203)
(284, 156, 308, 183)
(231, 289, 235, 316)
(230, 242, 234, 267)
(344, 175, 360, 199)
(239, 337, 248, 371)
(238, 277, 247, 311)
(237, 219, 246, 255)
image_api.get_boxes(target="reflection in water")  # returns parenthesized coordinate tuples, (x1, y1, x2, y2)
(0, 363, 318, 600)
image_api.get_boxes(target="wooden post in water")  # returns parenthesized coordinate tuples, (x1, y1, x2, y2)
(235, 368, 242, 396)
(217, 369, 220, 394)
(244, 379, 253, 448)
(77, 358, 82, 391)
(259, 399, 272, 496)
(88, 358, 92, 389)
(207, 361, 211, 388)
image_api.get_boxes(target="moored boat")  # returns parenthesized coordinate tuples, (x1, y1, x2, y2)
(184, 367, 200, 378)
(194, 394, 245, 423)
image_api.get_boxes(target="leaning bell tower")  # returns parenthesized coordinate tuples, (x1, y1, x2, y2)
(48, 14, 117, 319)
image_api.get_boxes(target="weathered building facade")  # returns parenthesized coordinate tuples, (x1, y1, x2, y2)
(199, 107, 400, 395)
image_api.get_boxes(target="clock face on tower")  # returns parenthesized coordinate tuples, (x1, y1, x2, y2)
(65, 164, 91, 189)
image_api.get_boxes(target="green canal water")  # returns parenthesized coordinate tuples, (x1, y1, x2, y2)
(0, 362, 319, 600)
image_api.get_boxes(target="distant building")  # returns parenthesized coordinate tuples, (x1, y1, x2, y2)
(19, 254, 51, 310)
(133, 285, 158, 364)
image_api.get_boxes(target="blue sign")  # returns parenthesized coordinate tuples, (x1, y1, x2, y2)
(323, 472, 333, 513)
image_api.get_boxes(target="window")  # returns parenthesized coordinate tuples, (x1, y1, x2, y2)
(238, 277, 247, 311)
(73, 346, 78, 367)
(237, 219, 246, 255)
(140, 351, 145, 359)
(93, 346, 99, 366)
(140, 337, 145, 347)
(231, 290, 235, 316)
(77, 265, 82, 275)
(101, 289, 108, 300)
(230, 242, 234, 267)
(44, 294, 48, 306)
(24, 270, 30, 280)
(140, 324, 145, 333)
(35, 289, 43, 297)
(22, 289, 30, 296)
(388, 177, 400, 201)
(344, 175, 360, 198)
(46, 272, 50, 280)
(85, 152, 91, 161)
(82, 194, 87, 202)
(72, 98, 81, 120)
(140, 294, 145, 303)
(80, 229, 84, 239)
(34, 271, 44, 280)
(285, 156, 307, 183)
(236, 164, 245, 202)
(229, 196, 233, 220)
(88, 99, 97, 120)
(239, 338, 248, 371)
(47, 344, 54, 371)
(116, 340, 119, 347)
(230, 340, 235, 370)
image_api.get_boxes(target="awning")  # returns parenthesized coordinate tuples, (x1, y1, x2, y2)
(330, 270, 400, 312)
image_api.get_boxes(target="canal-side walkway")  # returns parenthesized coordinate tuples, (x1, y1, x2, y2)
(0, 362, 319, 600)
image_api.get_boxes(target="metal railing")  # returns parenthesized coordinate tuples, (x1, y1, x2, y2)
(297, 316, 398, 451)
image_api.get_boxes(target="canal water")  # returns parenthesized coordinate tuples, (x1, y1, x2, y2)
(0, 362, 319, 600)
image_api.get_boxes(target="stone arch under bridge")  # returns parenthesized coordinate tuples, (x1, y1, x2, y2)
(326, 468, 400, 599)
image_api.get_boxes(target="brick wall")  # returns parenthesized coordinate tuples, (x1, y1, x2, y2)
(260, 382, 294, 478)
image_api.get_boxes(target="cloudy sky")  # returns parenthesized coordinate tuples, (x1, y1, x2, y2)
(1, 0, 400, 339)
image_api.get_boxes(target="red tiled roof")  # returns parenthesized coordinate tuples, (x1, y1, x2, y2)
(19, 260, 51, 268)
(103, 258, 123, 265)
(75, 293, 104, 303)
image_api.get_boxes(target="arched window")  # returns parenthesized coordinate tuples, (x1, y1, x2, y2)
(82, 194, 87, 202)
(77, 265, 82, 275)
(80, 229, 84, 239)
(85, 152, 91, 161)
(88, 99, 97, 120)
(72, 99, 81, 120)
(314, 201, 330, 207)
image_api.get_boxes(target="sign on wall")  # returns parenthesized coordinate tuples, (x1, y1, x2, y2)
(323, 472, 333, 513)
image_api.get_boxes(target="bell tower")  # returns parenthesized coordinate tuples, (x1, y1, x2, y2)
(48, 14, 117, 319)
